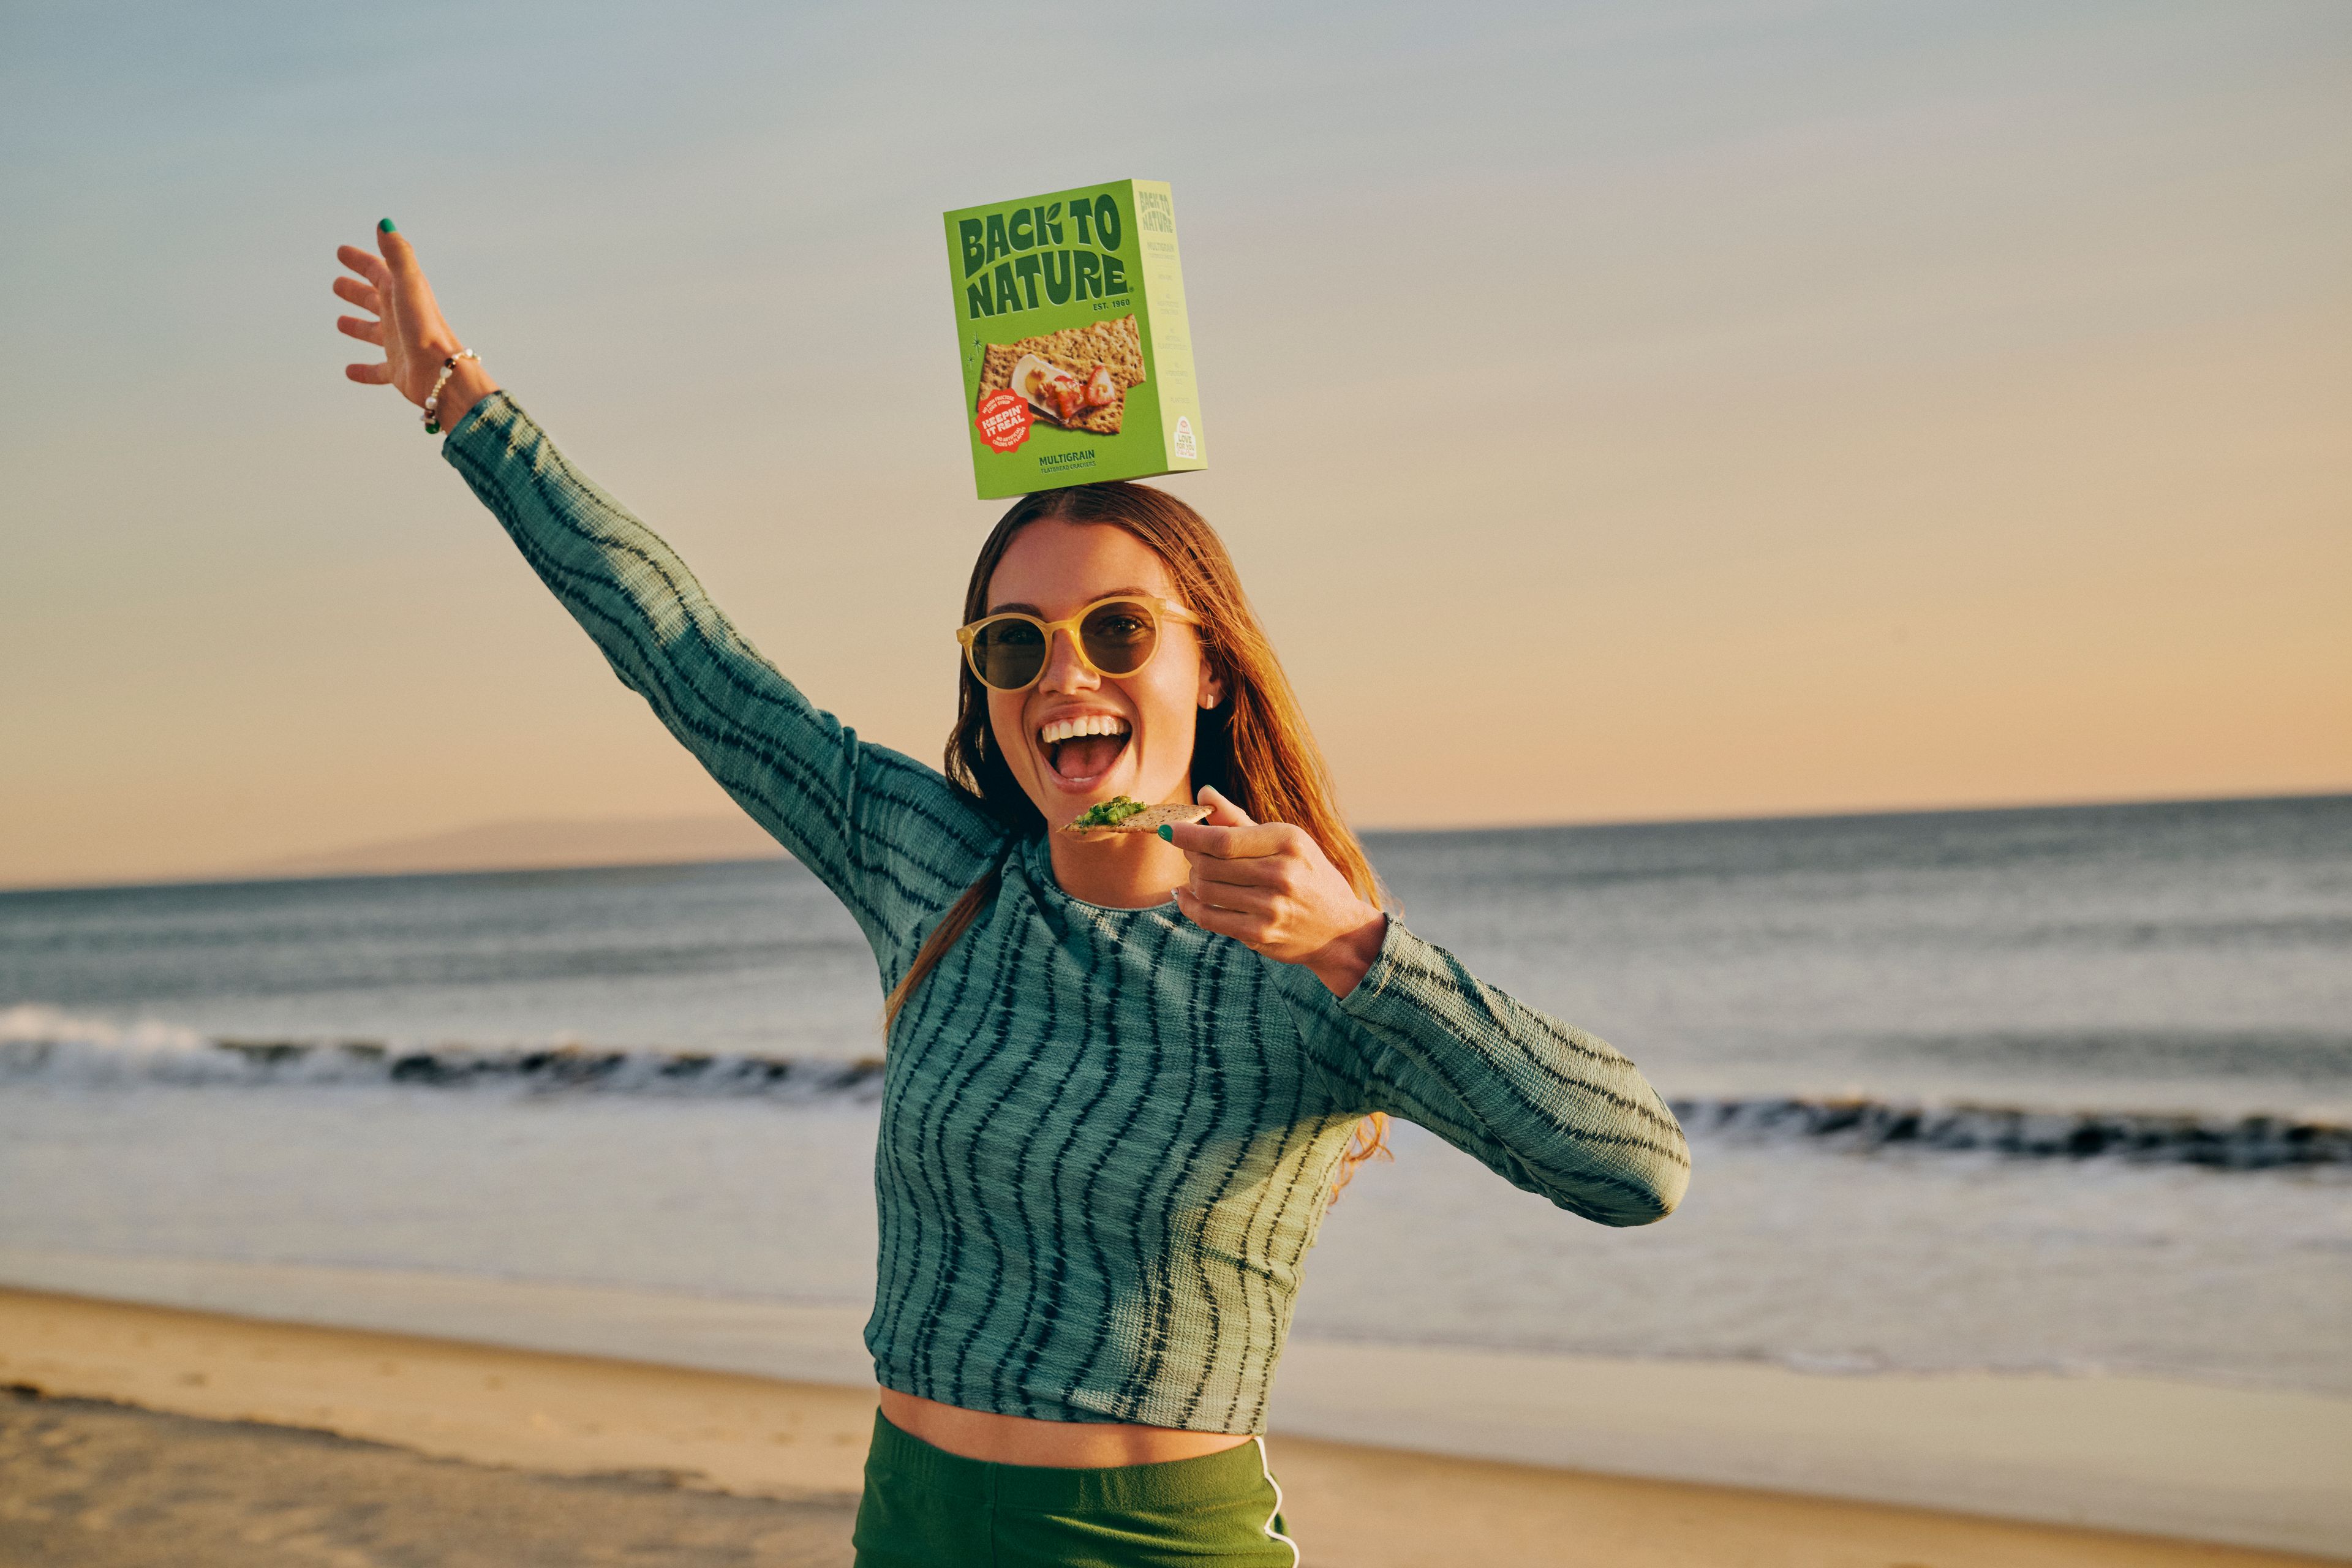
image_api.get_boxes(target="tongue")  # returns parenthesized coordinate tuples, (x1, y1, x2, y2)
(1056, 735, 1126, 778)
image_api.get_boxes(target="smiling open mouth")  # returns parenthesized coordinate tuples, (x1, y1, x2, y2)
(1039, 714, 1131, 786)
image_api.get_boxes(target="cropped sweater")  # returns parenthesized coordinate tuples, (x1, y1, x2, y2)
(443, 393, 1691, 1434)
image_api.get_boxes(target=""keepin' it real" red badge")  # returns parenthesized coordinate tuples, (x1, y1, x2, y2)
(974, 389, 1031, 453)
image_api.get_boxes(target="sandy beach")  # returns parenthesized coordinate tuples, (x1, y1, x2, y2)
(2, 1286, 2337, 1568)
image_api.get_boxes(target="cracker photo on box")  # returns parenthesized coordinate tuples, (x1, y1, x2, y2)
(946, 180, 1205, 499)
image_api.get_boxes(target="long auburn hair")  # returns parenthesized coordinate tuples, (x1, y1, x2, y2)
(883, 481, 1393, 1196)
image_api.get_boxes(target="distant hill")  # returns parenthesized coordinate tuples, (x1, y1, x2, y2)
(241, 815, 788, 880)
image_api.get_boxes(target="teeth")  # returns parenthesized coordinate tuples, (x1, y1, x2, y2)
(1038, 714, 1131, 746)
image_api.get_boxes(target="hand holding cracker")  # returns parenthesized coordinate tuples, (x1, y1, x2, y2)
(1168, 786, 1388, 995)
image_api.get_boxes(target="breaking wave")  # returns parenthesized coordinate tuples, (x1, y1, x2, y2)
(6, 1006, 2346, 1166)
(1668, 1095, 2351, 1170)
(0, 1004, 883, 1098)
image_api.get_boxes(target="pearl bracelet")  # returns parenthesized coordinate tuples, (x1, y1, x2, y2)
(423, 349, 480, 435)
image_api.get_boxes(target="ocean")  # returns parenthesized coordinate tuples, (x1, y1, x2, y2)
(3, 794, 2347, 1397)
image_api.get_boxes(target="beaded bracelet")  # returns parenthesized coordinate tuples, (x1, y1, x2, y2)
(422, 349, 480, 435)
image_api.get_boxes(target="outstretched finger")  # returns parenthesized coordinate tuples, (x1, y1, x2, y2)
(337, 315, 385, 345)
(377, 222, 420, 277)
(374, 222, 455, 345)
(345, 361, 394, 385)
(377, 223, 438, 307)
(333, 274, 383, 314)
(336, 244, 390, 287)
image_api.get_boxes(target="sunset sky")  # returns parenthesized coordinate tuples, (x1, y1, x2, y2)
(3, 1, 2346, 889)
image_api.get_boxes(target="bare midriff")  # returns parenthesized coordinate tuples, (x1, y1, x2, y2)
(876, 1387, 1253, 1468)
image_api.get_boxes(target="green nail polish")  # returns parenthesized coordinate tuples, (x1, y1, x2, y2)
(379, 217, 397, 233)
(1158, 824, 1174, 841)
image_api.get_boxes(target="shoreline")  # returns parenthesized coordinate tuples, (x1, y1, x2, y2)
(2, 1253, 2346, 1561)
(4, 1286, 2342, 1568)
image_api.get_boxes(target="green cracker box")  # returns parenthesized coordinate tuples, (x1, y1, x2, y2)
(945, 179, 1205, 500)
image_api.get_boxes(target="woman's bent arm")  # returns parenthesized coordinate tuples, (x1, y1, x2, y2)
(442, 393, 1002, 982)
(1288, 921, 1690, 1225)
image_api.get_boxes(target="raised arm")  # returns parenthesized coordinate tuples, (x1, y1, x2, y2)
(332, 222, 1003, 981)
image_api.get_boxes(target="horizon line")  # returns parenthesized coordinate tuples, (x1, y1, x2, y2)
(4, 786, 2344, 900)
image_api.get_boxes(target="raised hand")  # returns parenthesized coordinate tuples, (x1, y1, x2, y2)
(334, 221, 496, 429)
(1167, 785, 1389, 996)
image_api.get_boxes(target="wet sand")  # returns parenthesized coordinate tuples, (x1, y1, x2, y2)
(3, 1287, 2339, 1568)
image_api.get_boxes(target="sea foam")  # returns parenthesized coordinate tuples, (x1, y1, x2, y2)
(4, 1003, 2342, 1166)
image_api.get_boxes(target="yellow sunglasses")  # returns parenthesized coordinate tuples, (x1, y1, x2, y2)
(956, 594, 1201, 693)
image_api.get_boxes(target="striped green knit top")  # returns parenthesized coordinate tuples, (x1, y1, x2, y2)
(444, 394, 1691, 1435)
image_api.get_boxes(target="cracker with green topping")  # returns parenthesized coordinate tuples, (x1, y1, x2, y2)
(1062, 798, 1211, 836)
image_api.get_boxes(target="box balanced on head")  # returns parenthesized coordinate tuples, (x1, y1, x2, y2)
(946, 179, 1205, 500)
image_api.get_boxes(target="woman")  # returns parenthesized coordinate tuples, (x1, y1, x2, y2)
(333, 219, 1689, 1567)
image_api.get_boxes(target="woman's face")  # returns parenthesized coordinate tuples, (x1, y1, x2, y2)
(982, 519, 1223, 829)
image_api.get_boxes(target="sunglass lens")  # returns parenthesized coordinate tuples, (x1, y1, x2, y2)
(1080, 600, 1159, 676)
(971, 619, 1047, 690)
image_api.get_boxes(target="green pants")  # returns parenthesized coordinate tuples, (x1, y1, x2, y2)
(851, 1410, 1300, 1567)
